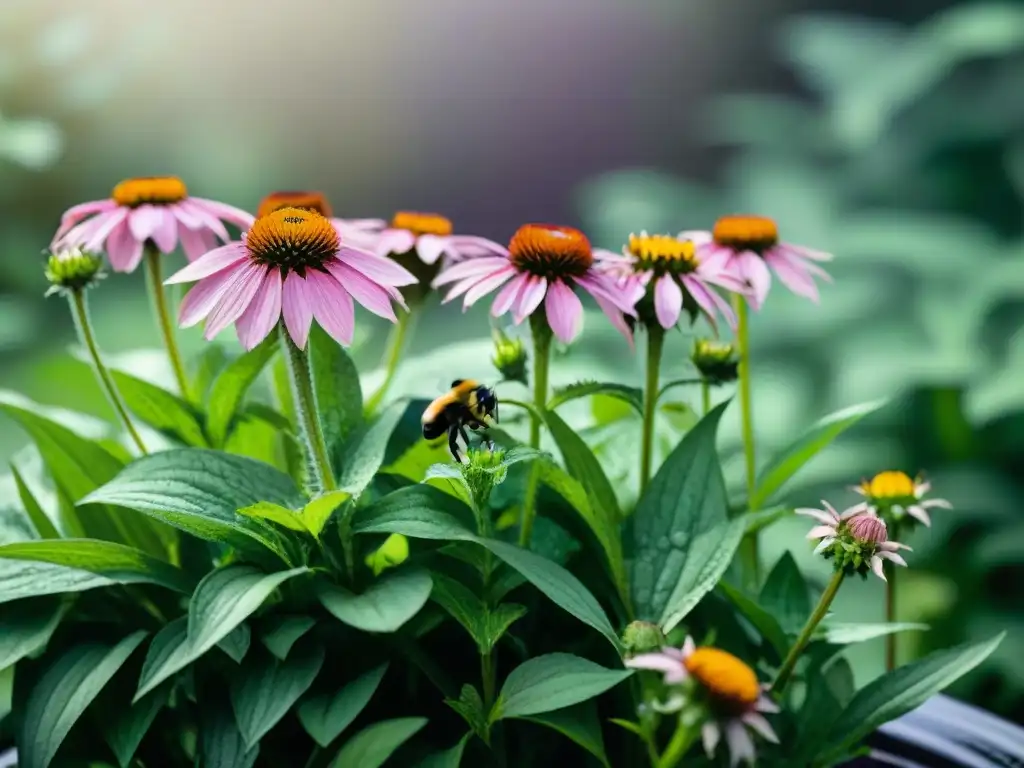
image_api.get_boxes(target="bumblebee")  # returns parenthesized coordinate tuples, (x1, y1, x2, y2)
(422, 379, 498, 462)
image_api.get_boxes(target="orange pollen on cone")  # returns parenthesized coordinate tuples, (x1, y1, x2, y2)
(245, 207, 340, 275)
(508, 224, 593, 278)
(712, 215, 779, 252)
(257, 191, 333, 219)
(111, 176, 188, 207)
(391, 211, 453, 237)
(862, 470, 916, 500)
(684, 647, 760, 712)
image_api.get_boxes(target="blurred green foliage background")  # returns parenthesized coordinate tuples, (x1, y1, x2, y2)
(2, 0, 1022, 726)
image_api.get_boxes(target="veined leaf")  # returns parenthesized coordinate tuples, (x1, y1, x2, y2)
(102, 683, 170, 768)
(337, 400, 406, 497)
(238, 501, 310, 534)
(493, 653, 632, 720)
(414, 734, 470, 768)
(329, 717, 427, 768)
(11, 465, 59, 539)
(206, 335, 278, 447)
(309, 325, 363, 467)
(218, 623, 251, 663)
(0, 597, 65, 670)
(752, 399, 887, 508)
(108, 368, 209, 447)
(819, 622, 929, 645)
(198, 685, 259, 768)
(718, 582, 789, 658)
(521, 702, 610, 768)
(547, 381, 642, 414)
(298, 663, 388, 748)
(318, 568, 433, 633)
(760, 552, 812, 635)
(259, 615, 317, 660)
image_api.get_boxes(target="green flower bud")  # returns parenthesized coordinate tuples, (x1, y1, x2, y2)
(691, 339, 739, 385)
(492, 328, 528, 385)
(621, 620, 667, 656)
(44, 247, 104, 296)
(462, 445, 509, 518)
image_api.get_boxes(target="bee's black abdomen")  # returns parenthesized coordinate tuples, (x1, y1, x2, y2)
(422, 419, 447, 440)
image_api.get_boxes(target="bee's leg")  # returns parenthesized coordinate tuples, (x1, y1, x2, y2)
(448, 424, 463, 463)
(459, 424, 472, 450)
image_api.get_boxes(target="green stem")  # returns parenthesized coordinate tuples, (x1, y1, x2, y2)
(518, 315, 552, 548)
(657, 717, 700, 768)
(68, 289, 149, 455)
(640, 326, 665, 495)
(144, 246, 192, 401)
(701, 380, 711, 415)
(365, 306, 418, 416)
(481, 649, 496, 710)
(280, 326, 337, 495)
(734, 294, 760, 587)
(774, 569, 845, 694)
(885, 521, 900, 671)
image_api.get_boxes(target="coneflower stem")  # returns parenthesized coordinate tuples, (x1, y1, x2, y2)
(734, 294, 760, 587)
(885, 521, 900, 671)
(280, 327, 338, 496)
(365, 306, 418, 416)
(774, 569, 845, 694)
(144, 247, 192, 401)
(657, 715, 700, 768)
(639, 326, 665, 494)
(701, 380, 711, 416)
(68, 289, 148, 455)
(518, 314, 552, 548)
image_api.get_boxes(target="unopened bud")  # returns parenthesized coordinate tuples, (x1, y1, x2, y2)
(691, 339, 739, 385)
(621, 620, 667, 656)
(492, 329, 528, 385)
(848, 514, 887, 545)
(44, 247, 104, 296)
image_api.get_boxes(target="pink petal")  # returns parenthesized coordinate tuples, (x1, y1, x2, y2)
(165, 242, 248, 285)
(463, 266, 517, 309)
(490, 272, 529, 317)
(879, 540, 912, 552)
(235, 269, 283, 350)
(374, 229, 418, 258)
(415, 234, 447, 265)
(306, 270, 356, 347)
(878, 550, 907, 567)
(838, 503, 866, 521)
(813, 537, 835, 554)
(444, 235, 508, 259)
(325, 261, 397, 321)
(332, 219, 382, 251)
(694, 278, 738, 329)
(512, 275, 547, 324)
(592, 295, 635, 347)
(794, 508, 836, 525)
(678, 229, 713, 246)
(282, 272, 315, 350)
(920, 498, 952, 510)
(188, 197, 255, 231)
(654, 274, 683, 329)
(129, 206, 167, 247)
(765, 249, 821, 302)
(742, 712, 778, 743)
(682, 636, 696, 657)
(755, 693, 780, 714)
(177, 222, 219, 262)
(442, 273, 495, 304)
(915, 480, 932, 495)
(806, 525, 837, 540)
(786, 243, 834, 262)
(905, 505, 932, 527)
(870, 556, 887, 581)
(736, 251, 772, 310)
(337, 246, 418, 287)
(83, 207, 130, 252)
(203, 262, 267, 340)
(104, 220, 145, 273)
(575, 272, 638, 315)
(725, 721, 755, 767)
(54, 199, 117, 241)
(179, 266, 246, 327)
(432, 256, 511, 287)
(545, 280, 584, 343)
(172, 199, 230, 241)
(702, 722, 721, 757)
(624, 653, 684, 675)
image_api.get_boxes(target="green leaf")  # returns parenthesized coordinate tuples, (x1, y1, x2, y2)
(231, 644, 325, 747)
(238, 501, 309, 534)
(17, 630, 147, 768)
(198, 688, 259, 768)
(337, 400, 406, 497)
(108, 368, 209, 447)
(0, 560, 115, 604)
(494, 653, 632, 720)
(329, 717, 427, 768)
(302, 490, 351, 538)
(819, 622, 929, 644)
(0, 393, 170, 557)
(760, 552, 811, 634)
(309, 325, 363, 464)
(819, 633, 1005, 762)
(0, 539, 193, 599)
(484, 604, 527, 653)
(445, 684, 489, 743)
(298, 663, 388, 748)
(521, 702, 610, 768)
(415, 734, 470, 768)
(752, 399, 886, 508)
(630, 402, 743, 632)
(11, 465, 59, 538)
(547, 381, 643, 414)
(206, 335, 278, 447)
(102, 683, 170, 768)
(318, 568, 433, 633)
(218, 623, 251, 663)
(260, 615, 316, 660)
(718, 582, 788, 658)
(429, 573, 487, 645)
(82, 448, 303, 558)
(191, 344, 230, 401)
(0, 597, 65, 670)
(135, 565, 308, 700)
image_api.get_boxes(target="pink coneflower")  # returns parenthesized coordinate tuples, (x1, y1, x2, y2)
(51, 176, 254, 272)
(797, 502, 911, 581)
(431, 223, 638, 344)
(851, 471, 952, 528)
(164, 207, 416, 350)
(686, 215, 833, 310)
(627, 637, 779, 767)
(597, 232, 748, 330)
(335, 211, 505, 267)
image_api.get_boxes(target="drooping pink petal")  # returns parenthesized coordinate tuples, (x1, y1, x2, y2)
(592, 294, 635, 347)
(786, 243, 834, 262)
(545, 280, 584, 343)
(462, 266, 516, 308)
(624, 653, 684, 676)
(697, 244, 734, 276)
(837, 503, 865, 521)
(53, 198, 117, 241)
(306, 269, 356, 347)
(490, 272, 530, 317)
(177, 222, 219, 261)
(724, 721, 756, 767)
(442, 273, 494, 304)
(445, 235, 508, 260)
(179, 265, 247, 327)
(821, 500, 844, 520)
(765, 250, 821, 302)
(845, 501, 871, 516)
(203, 262, 267, 340)
(755, 693, 780, 713)
(905, 505, 932, 526)
(681, 636, 696, 657)
(574, 272, 638, 315)
(736, 251, 772, 310)
(332, 219, 383, 251)
(795, 507, 837, 525)
(188, 197, 255, 231)
(878, 550, 908, 567)
(742, 712, 778, 743)
(104, 220, 145, 273)
(413, 234, 448, 265)
(879, 541, 912, 552)
(165, 242, 249, 285)
(870, 555, 887, 581)
(702, 722, 721, 758)
(325, 261, 399, 321)
(920, 498, 952, 510)
(282, 272, 315, 349)
(151, 208, 180, 253)
(83, 207, 130, 252)
(374, 228, 417, 258)
(129, 205, 165, 244)
(915, 480, 932, 495)
(806, 525, 837, 540)
(337, 246, 418, 287)
(653, 274, 683, 329)
(678, 229, 713, 246)
(813, 537, 836, 554)
(235, 268, 283, 350)
(686, 276, 737, 329)
(173, 199, 230, 241)
(512, 275, 548, 324)
(432, 256, 511, 287)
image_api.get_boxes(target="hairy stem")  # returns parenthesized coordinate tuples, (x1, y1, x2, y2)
(144, 246, 192, 401)
(365, 306, 418, 415)
(518, 314, 552, 548)
(885, 521, 900, 671)
(735, 294, 760, 587)
(774, 569, 845, 693)
(69, 289, 148, 454)
(280, 326, 337, 495)
(657, 716, 700, 768)
(640, 326, 665, 495)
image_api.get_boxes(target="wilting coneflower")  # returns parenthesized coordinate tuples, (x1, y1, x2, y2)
(51, 176, 255, 400)
(627, 637, 779, 767)
(432, 223, 638, 547)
